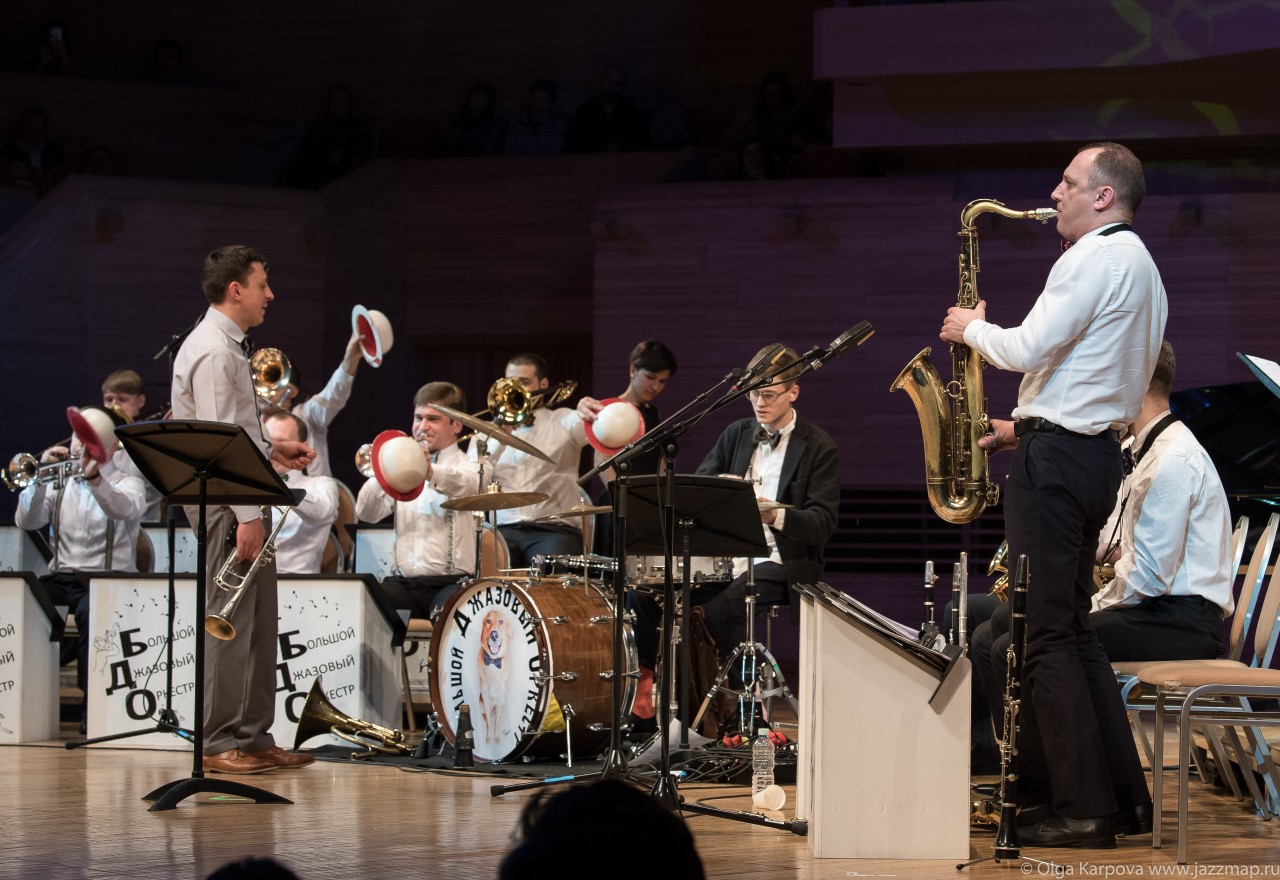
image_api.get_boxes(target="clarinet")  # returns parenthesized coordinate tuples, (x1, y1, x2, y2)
(994, 553, 1030, 862)
(919, 560, 939, 646)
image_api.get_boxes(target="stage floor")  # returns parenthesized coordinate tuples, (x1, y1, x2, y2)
(2, 720, 1279, 879)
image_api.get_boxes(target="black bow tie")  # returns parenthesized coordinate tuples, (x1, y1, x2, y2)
(240, 334, 254, 356)
(753, 426, 781, 449)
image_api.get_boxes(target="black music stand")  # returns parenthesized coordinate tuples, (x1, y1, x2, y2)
(623, 474, 769, 810)
(113, 419, 299, 811)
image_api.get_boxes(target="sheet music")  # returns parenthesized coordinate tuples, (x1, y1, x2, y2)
(1239, 352, 1280, 401)
(798, 582, 956, 677)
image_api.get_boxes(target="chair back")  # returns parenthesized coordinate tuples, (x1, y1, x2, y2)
(478, 521, 510, 577)
(1229, 516, 1250, 582)
(332, 480, 357, 573)
(320, 531, 343, 574)
(134, 529, 154, 574)
(1229, 512, 1280, 663)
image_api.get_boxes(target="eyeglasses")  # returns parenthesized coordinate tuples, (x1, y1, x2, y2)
(747, 388, 790, 403)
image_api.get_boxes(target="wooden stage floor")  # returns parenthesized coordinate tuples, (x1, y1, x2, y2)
(4, 721, 1280, 879)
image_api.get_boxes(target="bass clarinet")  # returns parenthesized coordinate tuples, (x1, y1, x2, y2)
(994, 553, 1030, 862)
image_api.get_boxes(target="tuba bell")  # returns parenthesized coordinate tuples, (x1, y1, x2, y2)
(250, 348, 292, 402)
(292, 676, 410, 759)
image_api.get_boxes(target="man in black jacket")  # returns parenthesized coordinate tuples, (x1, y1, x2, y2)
(693, 343, 841, 657)
(627, 343, 840, 727)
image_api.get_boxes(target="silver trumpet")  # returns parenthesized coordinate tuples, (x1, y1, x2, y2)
(206, 506, 292, 640)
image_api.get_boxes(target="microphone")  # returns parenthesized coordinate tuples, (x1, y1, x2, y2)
(807, 321, 874, 370)
(154, 312, 205, 361)
(732, 343, 788, 391)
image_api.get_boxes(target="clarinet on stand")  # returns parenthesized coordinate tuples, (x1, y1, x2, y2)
(918, 560, 940, 647)
(993, 553, 1029, 863)
(959, 552, 1031, 871)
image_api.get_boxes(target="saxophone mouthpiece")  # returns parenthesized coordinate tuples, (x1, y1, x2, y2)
(1029, 208, 1059, 223)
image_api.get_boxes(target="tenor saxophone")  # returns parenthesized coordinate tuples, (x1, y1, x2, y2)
(891, 199, 1057, 524)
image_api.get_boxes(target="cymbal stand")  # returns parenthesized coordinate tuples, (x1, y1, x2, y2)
(690, 560, 798, 737)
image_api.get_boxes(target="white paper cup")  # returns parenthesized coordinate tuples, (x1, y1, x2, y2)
(752, 784, 786, 811)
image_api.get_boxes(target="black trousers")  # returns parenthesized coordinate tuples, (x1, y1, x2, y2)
(377, 574, 466, 621)
(498, 522, 582, 569)
(41, 571, 89, 697)
(1004, 430, 1148, 818)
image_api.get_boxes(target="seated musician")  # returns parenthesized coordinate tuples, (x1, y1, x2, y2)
(261, 332, 366, 478)
(628, 344, 840, 729)
(13, 406, 148, 732)
(970, 341, 1230, 830)
(101, 368, 164, 522)
(355, 381, 480, 619)
(476, 353, 590, 568)
(263, 412, 339, 574)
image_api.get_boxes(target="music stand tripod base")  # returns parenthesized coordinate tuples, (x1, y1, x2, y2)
(144, 776, 294, 811)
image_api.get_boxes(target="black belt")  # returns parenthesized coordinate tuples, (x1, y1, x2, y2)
(1014, 417, 1121, 443)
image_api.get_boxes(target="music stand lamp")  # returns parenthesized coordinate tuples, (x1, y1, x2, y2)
(113, 420, 300, 812)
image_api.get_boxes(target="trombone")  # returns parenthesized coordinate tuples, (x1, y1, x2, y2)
(457, 378, 577, 442)
(206, 506, 293, 640)
(251, 348, 293, 402)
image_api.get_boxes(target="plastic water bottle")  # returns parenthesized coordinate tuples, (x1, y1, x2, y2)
(751, 728, 774, 796)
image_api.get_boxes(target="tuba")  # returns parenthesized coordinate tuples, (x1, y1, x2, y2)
(891, 200, 1057, 524)
(292, 675, 410, 759)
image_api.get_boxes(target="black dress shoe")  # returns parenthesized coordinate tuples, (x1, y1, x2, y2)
(1114, 803, 1153, 837)
(1020, 813, 1116, 849)
(1016, 802, 1052, 827)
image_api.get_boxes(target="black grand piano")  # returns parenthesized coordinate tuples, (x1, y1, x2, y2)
(1170, 367, 1280, 530)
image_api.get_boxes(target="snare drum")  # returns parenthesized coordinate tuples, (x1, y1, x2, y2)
(530, 553, 618, 581)
(627, 555, 733, 586)
(427, 576, 636, 762)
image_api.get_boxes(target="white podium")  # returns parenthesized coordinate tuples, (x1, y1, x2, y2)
(796, 583, 971, 860)
(0, 527, 50, 577)
(85, 574, 404, 750)
(0, 573, 62, 742)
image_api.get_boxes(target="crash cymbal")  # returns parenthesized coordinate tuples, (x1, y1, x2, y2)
(757, 500, 794, 511)
(536, 502, 613, 522)
(441, 488, 549, 512)
(429, 403, 552, 464)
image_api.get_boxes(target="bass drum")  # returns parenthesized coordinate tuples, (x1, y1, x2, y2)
(427, 577, 636, 763)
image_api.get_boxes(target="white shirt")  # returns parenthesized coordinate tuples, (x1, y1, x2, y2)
(293, 362, 355, 478)
(469, 407, 588, 527)
(1092, 415, 1234, 615)
(734, 409, 798, 574)
(355, 443, 479, 576)
(15, 453, 148, 572)
(171, 307, 269, 524)
(271, 471, 340, 574)
(964, 224, 1168, 434)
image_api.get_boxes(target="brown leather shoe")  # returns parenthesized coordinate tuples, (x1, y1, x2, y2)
(202, 748, 276, 774)
(246, 745, 315, 768)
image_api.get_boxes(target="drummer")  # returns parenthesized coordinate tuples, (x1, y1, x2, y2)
(473, 353, 592, 568)
(355, 381, 481, 620)
(627, 343, 840, 731)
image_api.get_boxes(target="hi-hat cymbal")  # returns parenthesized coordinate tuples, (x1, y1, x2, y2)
(441, 489, 549, 512)
(757, 500, 794, 511)
(536, 502, 612, 522)
(429, 403, 552, 464)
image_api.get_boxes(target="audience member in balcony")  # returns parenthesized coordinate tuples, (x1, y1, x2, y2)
(28, 20, 81, 77)
(720, 140, 778, 180)
(438, 83, 506, 157)
(566, 64, 650, 153)
(142, 39, 194, 87)
(44, 145, 127, 191)
(2, 106, 67, 194)
(503, 79, 567, 156)
(281, 86, 375, 188)
(716, 71, 827, 179)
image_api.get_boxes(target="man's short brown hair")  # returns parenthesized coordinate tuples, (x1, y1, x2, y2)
(264, 410, 309, 443)
(747, 343, 802, 387)
(202, 245, 268, 304)
(1148, 340, 1176, 399)
(413, 381, 466, 412)
(102, 369, 144, 396)
(1082, 141, 1146, 215)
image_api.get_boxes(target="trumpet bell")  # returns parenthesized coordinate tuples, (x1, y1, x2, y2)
(293, 675, 409, 757)
(370, 430, 427, 501)
(352, 305, 393, 368)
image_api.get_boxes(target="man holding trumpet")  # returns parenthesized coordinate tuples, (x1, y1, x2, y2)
(171, 245, 316, 775)
(14, 406, 148, 734)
